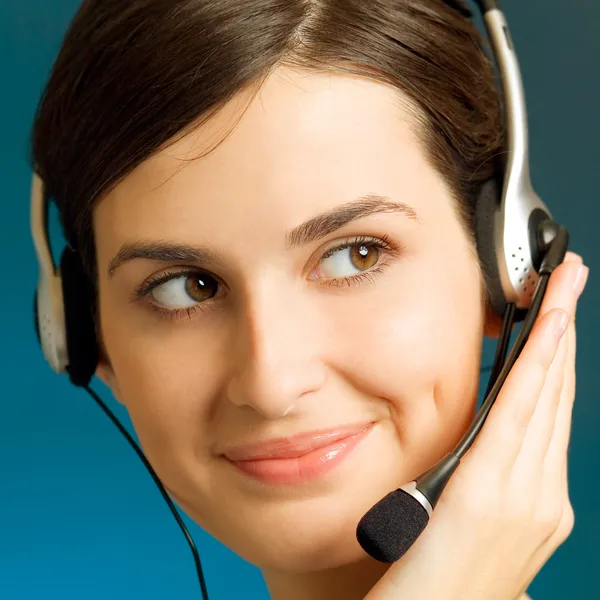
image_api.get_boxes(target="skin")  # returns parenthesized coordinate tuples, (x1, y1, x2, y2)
(93, 66, 514, 599)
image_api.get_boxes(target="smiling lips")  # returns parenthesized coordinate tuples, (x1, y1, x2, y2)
(223, 422, 375, 485)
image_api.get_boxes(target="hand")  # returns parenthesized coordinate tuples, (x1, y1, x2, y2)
(365, 252, 589, 600)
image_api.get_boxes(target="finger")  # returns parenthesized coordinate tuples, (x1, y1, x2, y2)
(521, 255, 584, 484)
(513, 318, 569, 476)
(517, 280, 578, 467)
(468, 256, 583, 471)
(563, 251, 583, 265)
(544, 266, 587, 486)
(493, 261, 585, 464)
(544, 315, 578, 488)
(537, 258, 585, 322)
(473, 307, 569, 471)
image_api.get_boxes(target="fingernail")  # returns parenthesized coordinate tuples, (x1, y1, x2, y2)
(573, 265, 589, 297)
(552, 310, 570, 341)
(565, 251, 583, 263)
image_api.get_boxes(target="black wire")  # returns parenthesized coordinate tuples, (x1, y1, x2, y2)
(478, 304, 516, 385)
(80, 382, 210, 600)
(454, 273, 550, 459)
(483, 303, 517, 397)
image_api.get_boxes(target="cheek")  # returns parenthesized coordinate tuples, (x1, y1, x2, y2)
(97, 300, 226, 491)
(323, 256, 484, 464)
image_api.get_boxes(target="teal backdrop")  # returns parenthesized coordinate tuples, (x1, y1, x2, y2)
(1, 1, 598, 598)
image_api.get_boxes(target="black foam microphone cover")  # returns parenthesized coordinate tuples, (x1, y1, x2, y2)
(356, 488, 429, 563)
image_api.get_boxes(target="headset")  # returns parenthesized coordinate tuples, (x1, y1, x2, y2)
(30, 0, 568, 598)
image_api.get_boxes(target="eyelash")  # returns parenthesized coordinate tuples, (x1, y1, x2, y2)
(133, 234, 402, 321)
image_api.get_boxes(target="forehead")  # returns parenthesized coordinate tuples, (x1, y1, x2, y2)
(94, 67, 455, 251)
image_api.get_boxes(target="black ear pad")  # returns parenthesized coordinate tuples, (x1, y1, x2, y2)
(474, 176, 508, 318)
(60, 246, 99, 387)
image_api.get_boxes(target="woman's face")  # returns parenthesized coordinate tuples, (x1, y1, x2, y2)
(94, 67, 488, 572)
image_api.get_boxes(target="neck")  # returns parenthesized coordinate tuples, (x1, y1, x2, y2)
(263, 557, 391, 600)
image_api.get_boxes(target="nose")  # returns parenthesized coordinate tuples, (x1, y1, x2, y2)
(225, 283, 326, 419)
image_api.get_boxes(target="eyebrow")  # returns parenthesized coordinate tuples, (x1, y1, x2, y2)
(108, 241, 223, 279)
(107, 193, 418, 278)
(285, 193, 418, 248)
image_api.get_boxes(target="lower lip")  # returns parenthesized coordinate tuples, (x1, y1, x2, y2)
(227, 424, 374, 486)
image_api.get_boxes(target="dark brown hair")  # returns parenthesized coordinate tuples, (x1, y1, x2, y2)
(32, 0, 504, 288)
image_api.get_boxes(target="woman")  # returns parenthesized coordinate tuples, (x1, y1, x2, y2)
(31, 0, 588, 598)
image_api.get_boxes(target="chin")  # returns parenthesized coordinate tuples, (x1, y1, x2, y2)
(206, 473, 402, 572)
(236, 515, 373, 573)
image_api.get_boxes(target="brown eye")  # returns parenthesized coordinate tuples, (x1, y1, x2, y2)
(349, 244, 379, 270)
(185, 273, 219, 302)
(318, 242, 381, 279)
(151, 271, 219, 308)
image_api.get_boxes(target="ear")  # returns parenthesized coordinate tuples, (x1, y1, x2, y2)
(95, 354, 124, 404)
(482, 300, 504, 339)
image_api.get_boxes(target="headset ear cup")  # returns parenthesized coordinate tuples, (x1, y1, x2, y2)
(59, 247, 99, 387)
(475, 176, 508, 317)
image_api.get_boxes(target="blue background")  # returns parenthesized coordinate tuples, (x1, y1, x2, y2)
(1, 1, 598, 598)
